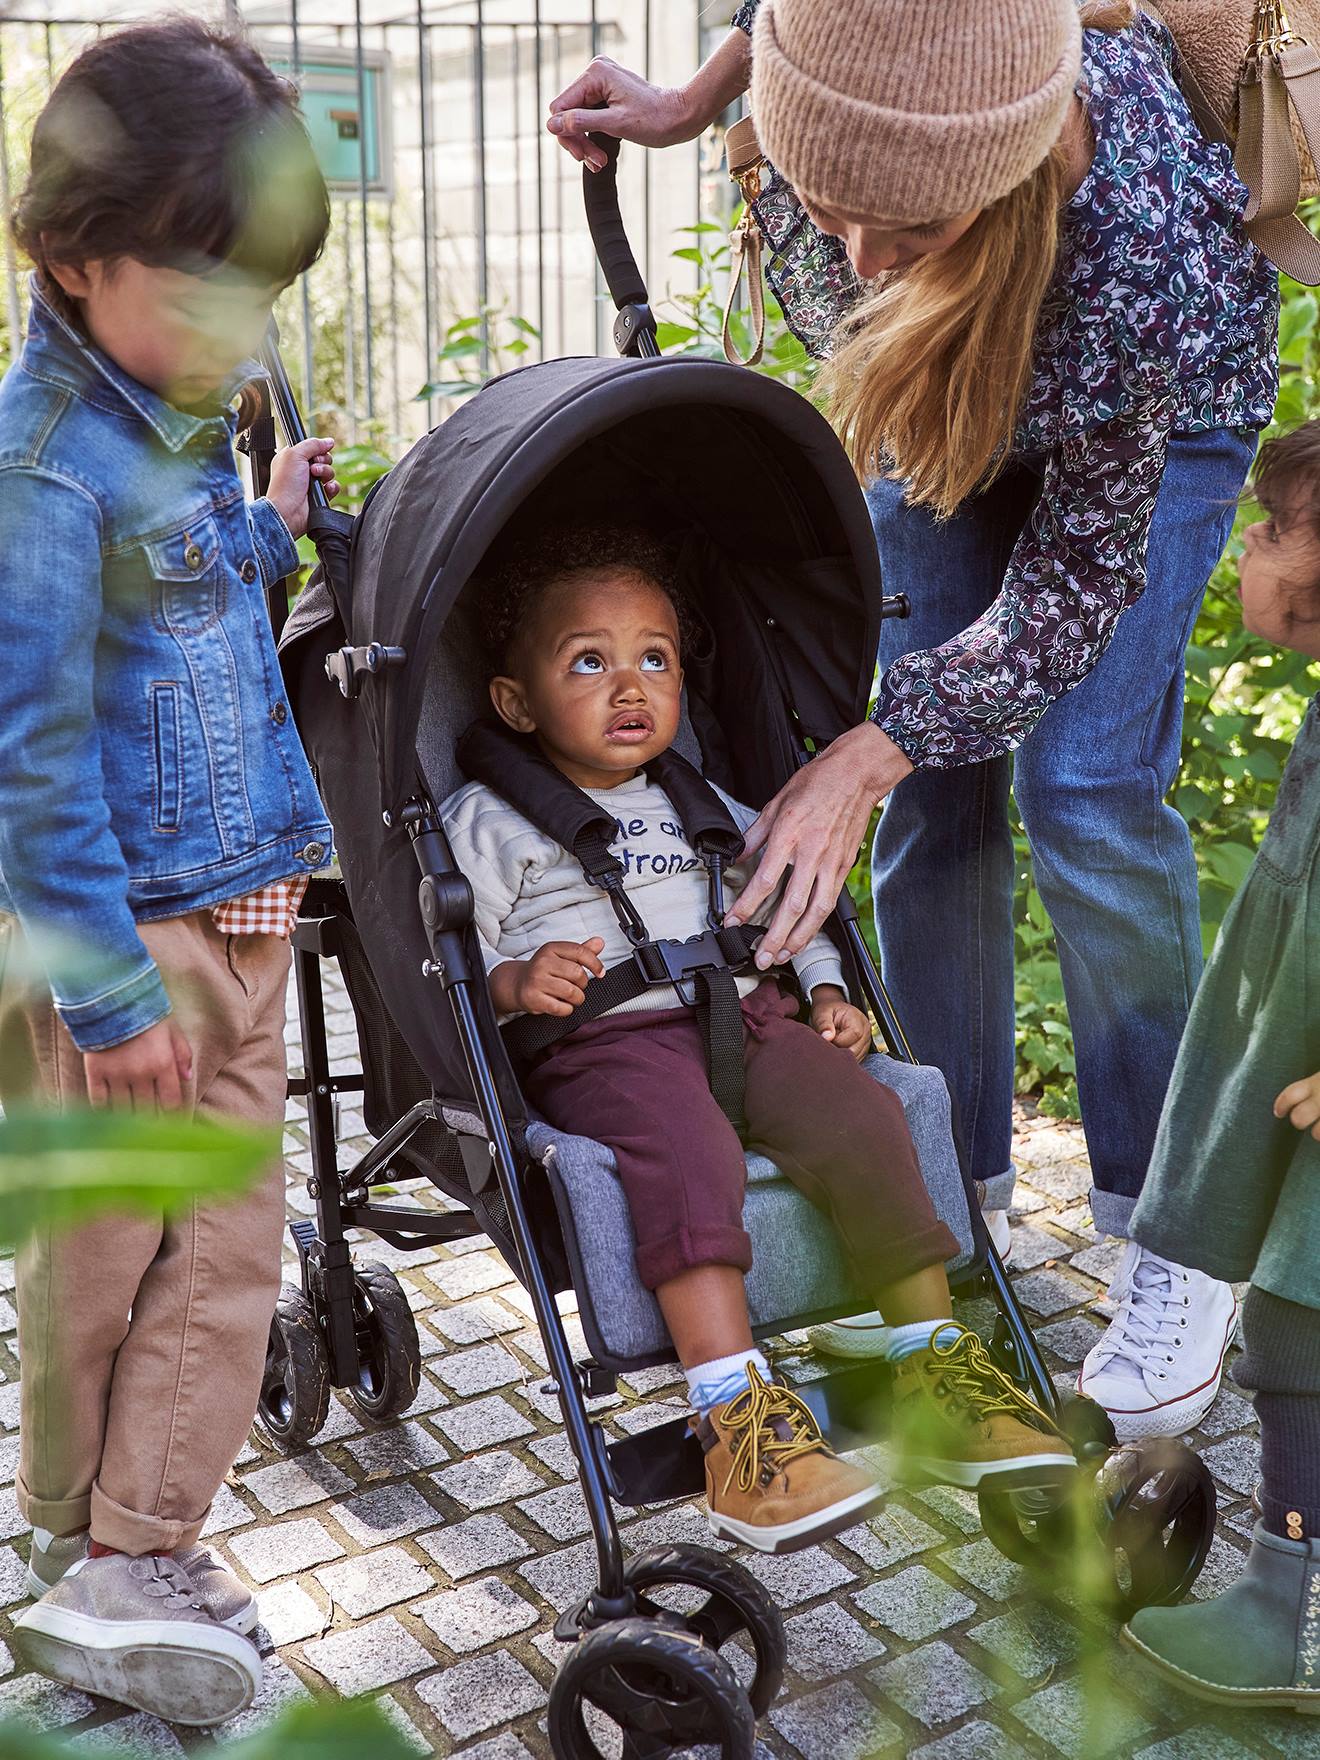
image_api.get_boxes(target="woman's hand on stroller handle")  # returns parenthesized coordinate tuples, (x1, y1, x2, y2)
(490, 937, 606, 1018)
(546, 32, 751, 171)
(725, 723, 913, 966)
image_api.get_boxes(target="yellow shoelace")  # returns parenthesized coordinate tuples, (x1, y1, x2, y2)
(716, 1363, 831, 1496)
(921, 1327, 1057, 1430)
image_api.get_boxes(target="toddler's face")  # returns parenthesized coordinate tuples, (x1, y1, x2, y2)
(1239, 495, 1320, 659)
(490, 570, 684, 790)
(47, 257, 281, 408)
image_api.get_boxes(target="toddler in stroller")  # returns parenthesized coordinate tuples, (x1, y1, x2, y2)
(441, 516, 1076, 1554)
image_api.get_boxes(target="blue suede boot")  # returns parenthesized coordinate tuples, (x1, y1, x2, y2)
(1122, 1522, 1320, 1712)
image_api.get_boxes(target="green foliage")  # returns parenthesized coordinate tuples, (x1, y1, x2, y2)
(654, 222, 816, 391)
(417, 310, 540, 402)
(0, 1692, 416, 1758)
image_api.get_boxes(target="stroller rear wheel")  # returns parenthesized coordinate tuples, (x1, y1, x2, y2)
(345, 1261, 423, 1425)
(623, 1545, 786, 1717)
(258, 1283, 332, 1450)
(548, 1617, 755, 1759)
(977, 1436, 1216, 1619)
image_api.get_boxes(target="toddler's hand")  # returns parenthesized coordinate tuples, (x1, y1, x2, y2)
(266, 437, 340, 540)
(1274, 1070, 1320, 1140)
(810, 991, 871, 1061)
(505, 938, 607, 1017)
(83, 1018, 194, 1111)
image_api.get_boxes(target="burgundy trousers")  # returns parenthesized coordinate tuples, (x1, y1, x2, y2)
(524, 980, 959, 1293)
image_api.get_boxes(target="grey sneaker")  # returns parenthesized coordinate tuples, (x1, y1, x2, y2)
(27, 1531, 257, 1635)
(12, 1553, 261, 1727)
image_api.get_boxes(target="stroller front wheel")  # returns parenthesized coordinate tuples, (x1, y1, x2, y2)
(346, 1261, 423, 1425)
(258, 1283, 332, 1450)
(549, 1617, 755, 1759)
(623, 1545, 786, 1717)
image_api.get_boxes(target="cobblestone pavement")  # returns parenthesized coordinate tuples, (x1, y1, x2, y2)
(0, 965, 1305, 1759)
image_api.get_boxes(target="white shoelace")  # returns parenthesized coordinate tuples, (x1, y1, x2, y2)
(1089, 1242, 1187, 1385)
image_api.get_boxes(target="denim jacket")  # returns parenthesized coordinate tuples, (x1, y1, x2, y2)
(0, 284, 332, 1052)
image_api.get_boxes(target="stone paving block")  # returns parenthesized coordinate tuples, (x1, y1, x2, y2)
(998, 1224, 1070, 1272)
(416, 1575, 540, 1653)
(967, 1606, 1078, 1680)
(1189, 1532, 1250, 1600)
(216, 1654, 317, 1742)
(67, 1712, 187, 1753)
(433, 1449, 545, 1511)
(618, 1363, 686, 1397)
(1134, 1734, 1261, 1760)
(0, 1544, 31, 1607)
(415, 1651, 548, 1740)
(404, 1371, 450, 1416)
(869, 1640, 997, 1729)
(0, 1436, 20, 1486)
(783, 1601, 887, 1680)
(426, 1296, 525, 1346)
(1010, 1675, 1153, 1758)
(418, 1513, 535, 1581)
(834, 1505, 944, 1572)
(0, 1487, 29, 1540)
(517, 1482, 591, 1541)
(0, 1672, 96, 1727)
(910, 1720, 1033, 1760)
(769, 1681, 903, 1760)
(913, 1484, 982, 1535)
(0, 1382, 21, 1430)
(619, 1503, 733, 1554)
(316, 1545, 435, 1617)
(431, 1341, 528, 1398)
(610, 1398, 689, 1435)
(1017, 1158, 1092, 1204)
(255, 1580, 327, 1646)
(244, 1453, 354, 1515)
(433, 1393, 536, 1453)
(227, 1515, 345, 1584)
(202, 1482, 258, 1538)
(426, 1255, 516, 1300)
(942, 1537, 1030, 1601)
(343, 1420, 450, 1477)
(1197, 1387, 1256, 1439)
(518, 1537, 598, 1612)
(853, 1565, 977, 1641)
(302, 1614, 435, 1694)
(739, 1546, 856, 1607)
(330, 1482, 442, 1546)
(1070, 1239, 1127, 1284)
(1035, 1315, 1106, 1365)
(1201, 1434, 1261, 1500)
(449, 1735, 538, 1760)
(1010, 1268, 1092, 1318)
(374, 1695, 436, 1756)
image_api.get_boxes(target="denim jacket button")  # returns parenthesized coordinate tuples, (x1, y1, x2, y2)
(183, 540, 204, 571)
(239, 558, 258, 583)
(270, 702, 288, 725)
(301, 840, 326, 866)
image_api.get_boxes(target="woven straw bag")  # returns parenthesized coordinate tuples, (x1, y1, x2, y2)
(1146, 0, 1320, 281)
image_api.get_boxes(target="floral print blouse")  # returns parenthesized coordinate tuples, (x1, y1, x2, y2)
(732, 3, 1279, 768)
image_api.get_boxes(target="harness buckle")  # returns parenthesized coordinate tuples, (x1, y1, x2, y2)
(633, 926, 764, 1007)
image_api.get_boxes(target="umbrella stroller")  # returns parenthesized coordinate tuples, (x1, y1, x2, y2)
(260, 142, 1217, 1756)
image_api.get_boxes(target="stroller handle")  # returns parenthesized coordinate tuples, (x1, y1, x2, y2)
(260, 324, 331, 515)
(583, 132, 650, 315)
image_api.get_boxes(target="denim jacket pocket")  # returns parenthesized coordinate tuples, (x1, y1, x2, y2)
(146, 511, 225, 634)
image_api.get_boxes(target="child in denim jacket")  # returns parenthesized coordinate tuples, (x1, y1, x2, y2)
(0, 19, 337, 1724)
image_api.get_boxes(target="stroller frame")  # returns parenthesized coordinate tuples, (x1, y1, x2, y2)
(249, 138, 1219, 1756)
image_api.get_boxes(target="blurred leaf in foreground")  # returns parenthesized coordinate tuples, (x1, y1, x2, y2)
(0, 1695, 418, 1759)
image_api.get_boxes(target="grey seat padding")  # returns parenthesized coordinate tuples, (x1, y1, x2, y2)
(527, 1054, 973, 1369)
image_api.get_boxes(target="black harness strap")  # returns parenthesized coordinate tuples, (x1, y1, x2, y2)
(695, 965, 750, 1139)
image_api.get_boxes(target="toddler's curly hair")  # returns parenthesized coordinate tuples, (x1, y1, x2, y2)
(482, 522, 694, 673)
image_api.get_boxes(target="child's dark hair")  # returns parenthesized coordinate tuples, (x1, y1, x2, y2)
(1253, 422, 1320, 537)
(483, 521, 693, 673)
(13, 18, 329, 313)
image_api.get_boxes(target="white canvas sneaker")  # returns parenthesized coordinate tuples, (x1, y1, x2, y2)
(1078, 1242, 1239, 1441)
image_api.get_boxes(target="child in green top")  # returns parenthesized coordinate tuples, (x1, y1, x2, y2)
(1121, 423, 1320, 1710)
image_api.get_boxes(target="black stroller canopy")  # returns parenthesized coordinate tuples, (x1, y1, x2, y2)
(348, 353, 885, 811)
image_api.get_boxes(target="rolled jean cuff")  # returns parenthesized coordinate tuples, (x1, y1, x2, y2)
(1089, 1185, 1138, 1240)
(979, 1165, 1016, 1214)
(635, 1225, 753, 1292)
(89, 1481, 208, 1556)
(15, 1474, 90, 1539)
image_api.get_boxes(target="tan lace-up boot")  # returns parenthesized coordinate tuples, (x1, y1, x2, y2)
(694, 1363, 883, 1554)
(890, 1324, 1076, 1491)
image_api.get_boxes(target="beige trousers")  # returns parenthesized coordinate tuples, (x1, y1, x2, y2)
(0, 911, 291, 1554)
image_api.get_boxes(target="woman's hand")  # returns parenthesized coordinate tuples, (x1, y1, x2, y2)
(547, 32, 751, 171)
(809, 987, 872, 1061)
(267, 437, 339, 541)
(727, 722, 914, 966)
(1275, 1071, 1320, 1141)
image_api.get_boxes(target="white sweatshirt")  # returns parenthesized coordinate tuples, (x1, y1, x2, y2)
(440, 772, 847, 1022)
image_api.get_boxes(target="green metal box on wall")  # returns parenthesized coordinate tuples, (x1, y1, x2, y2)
(267, 43, 392, 198)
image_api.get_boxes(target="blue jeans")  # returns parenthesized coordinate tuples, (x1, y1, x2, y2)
(867, 428, 1256, 1237)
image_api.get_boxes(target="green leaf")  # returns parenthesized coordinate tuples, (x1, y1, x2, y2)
(671, 246, 705, 264)
(1200, 840, 1257, 893)
(1279, 292, 1318, 359)
(508, 315, 541, 336)
(656, 321, 699, 349)
(0, 1109, 276, 1246)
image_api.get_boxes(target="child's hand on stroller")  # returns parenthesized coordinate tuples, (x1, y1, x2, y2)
(267, 437, 340, 540)
(83, 1018, 194, 1111)
(809, 988, 871, 1061)
(1274, 1070, 1320, 1140)
(492, 938, 606, 1017)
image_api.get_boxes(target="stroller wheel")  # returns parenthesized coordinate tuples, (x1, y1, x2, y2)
(258, 1283, 331, 1451)
(345, 1261, 422, 1425)
(548, 1617, 755, 1759)
(623, 1545, 786, 1717)
(977, 1436, 1216, 1620)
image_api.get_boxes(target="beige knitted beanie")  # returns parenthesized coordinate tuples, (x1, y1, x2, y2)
(751, 0, 1083, 223)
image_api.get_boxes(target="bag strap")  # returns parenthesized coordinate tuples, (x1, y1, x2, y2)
(723, 115, 768, 367)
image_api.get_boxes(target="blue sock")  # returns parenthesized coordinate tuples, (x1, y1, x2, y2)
(880, 1319, 962, 1364)
(687, 1349, 771, 1416)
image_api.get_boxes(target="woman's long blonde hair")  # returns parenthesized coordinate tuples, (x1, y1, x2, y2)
(820, 0, 1134, 519)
